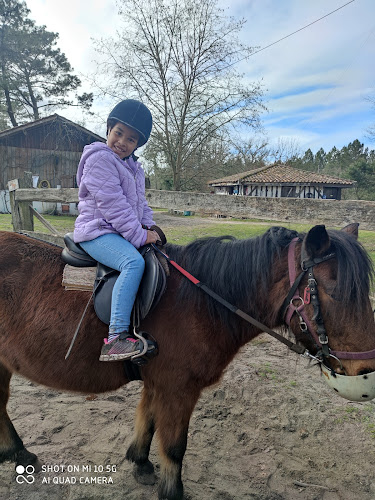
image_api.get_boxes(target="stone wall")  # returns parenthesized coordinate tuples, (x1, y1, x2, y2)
(146, 189, 375, 231)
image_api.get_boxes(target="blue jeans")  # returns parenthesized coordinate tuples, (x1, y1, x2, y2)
(80, 234, 145, 335)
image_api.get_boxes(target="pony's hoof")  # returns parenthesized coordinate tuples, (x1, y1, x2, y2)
(16, 449, 43, 472)
(31, 458, 43, 473)
(133, 460, 156, 485)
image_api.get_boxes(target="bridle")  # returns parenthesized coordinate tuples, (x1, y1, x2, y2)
(152, 238, 375, 364)
(283, 237, 375, 363)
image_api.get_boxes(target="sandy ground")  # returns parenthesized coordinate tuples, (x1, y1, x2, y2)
(1, 336, 375, 500)
(1, 214, 375, 499)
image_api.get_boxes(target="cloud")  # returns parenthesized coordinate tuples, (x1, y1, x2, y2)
(25, 0, 375, 152)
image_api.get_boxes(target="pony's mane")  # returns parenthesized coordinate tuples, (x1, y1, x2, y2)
(165, 226, 298, 333)
(165, 226, 374, 334)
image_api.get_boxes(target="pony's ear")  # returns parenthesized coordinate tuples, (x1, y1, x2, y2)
(341, 223, 359, 240)
(302, 225, 330, 258)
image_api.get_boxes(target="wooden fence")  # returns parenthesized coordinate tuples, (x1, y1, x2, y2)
(9, 173, 78, 246)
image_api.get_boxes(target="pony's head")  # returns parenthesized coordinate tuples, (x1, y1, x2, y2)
(287, 223, 375, 400)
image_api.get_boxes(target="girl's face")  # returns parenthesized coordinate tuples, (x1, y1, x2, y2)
(107, 122, 139, 159)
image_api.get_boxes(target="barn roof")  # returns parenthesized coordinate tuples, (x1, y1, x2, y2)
(209, 164, 354, 187)
(0, 114, 105, 145)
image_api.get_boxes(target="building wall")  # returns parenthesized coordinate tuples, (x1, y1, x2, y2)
(146, 189, 375, 230)
(0, 145, 81, 190)
(214, 184, 340, 199)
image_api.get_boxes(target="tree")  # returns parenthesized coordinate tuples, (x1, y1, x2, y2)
(348, 160, 375, 201)
(229, 135, 269, 170)
(144, 130, 230, 191)
(0, 0, 92, 128)
(94, 0, 265, 190)
(290, 148, 314, 171)
(268, 137, 301, 164)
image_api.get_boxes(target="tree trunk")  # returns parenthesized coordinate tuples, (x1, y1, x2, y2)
(1, 65, 18, 127)
(25, 70, 40, 120)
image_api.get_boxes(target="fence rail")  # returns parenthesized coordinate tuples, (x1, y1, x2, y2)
(14, 187, 78, 204)
(8, 173, 79, 245)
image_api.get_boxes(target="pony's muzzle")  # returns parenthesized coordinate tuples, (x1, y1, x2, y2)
(321, 364, 375, 401)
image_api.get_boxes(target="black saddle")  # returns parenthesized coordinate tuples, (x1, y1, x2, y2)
(62, 233, 167, 327)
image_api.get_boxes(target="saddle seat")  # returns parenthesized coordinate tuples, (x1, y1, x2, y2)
(61, 233, 167, 328)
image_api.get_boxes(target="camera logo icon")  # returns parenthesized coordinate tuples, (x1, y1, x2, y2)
(15, 464, 35, 484)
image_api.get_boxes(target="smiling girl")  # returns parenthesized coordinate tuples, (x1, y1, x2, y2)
(74, 99, 160, 361)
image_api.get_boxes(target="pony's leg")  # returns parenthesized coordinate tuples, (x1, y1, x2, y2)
(156, 389, 200, 500)
(0, 363, 41, 470)
(126, 386, 156, 485)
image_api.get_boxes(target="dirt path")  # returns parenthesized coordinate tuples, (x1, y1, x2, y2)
(1, 335, 375, 500)
(153, 211, 272, 228)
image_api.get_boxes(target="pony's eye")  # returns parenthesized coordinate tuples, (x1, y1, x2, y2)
(324, 282, 341, 301)
(327, 288, 341, 301)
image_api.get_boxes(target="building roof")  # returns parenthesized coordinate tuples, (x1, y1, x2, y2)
(0, 113, 105, 143)
(209, 164, 354, 187)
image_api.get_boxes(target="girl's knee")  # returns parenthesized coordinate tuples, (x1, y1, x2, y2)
(135, 252, 145, 271)
(118, 251, 145, 273)
(135, 258, 145, 277)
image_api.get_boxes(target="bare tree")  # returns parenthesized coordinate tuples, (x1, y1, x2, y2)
(268, 137, 302, 164)
(143, 131, 230, 191)
(230, 135, 270, 169)
(94, 0, 266, 190)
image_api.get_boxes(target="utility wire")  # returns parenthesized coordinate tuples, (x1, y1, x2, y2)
(170, 0, 356, 91)
(247, 0, 356, 59)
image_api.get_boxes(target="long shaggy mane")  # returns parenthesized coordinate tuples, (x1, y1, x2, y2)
(165, 226, 374, 333)
(165, 227, 299, 332)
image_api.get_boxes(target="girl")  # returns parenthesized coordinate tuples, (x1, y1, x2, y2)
(74, 99, 160, 361)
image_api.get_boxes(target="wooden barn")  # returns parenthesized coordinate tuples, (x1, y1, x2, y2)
(0, 114, 105, 191)
(209, 164, 355, 200)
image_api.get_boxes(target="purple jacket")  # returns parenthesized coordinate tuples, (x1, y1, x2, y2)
(74, 142, 155, 248)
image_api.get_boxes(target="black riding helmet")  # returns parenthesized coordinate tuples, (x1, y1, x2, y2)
(107, 99, 152, 147)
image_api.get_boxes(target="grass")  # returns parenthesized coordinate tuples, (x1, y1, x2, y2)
(0, 212, 374, 267)
(333, 404, 375, 439)
(256, 363, 279, 381)
(160, 214, 375, 269)
(165, 220, 275, 244)
(0, 213, 76, 234)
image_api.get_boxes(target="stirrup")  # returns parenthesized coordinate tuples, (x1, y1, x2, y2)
(130, 328, 158, 366)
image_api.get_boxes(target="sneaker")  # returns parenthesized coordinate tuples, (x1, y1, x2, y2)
(99, 335, 141, 362)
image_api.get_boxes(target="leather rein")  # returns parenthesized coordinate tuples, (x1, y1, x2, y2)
(153, 238, 375, 364)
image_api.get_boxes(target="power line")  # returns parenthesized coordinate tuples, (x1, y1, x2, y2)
(174, 0, 357, 89)
(248, 0, 356, 59)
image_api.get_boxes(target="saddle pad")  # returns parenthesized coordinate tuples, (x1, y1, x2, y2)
(62, 265, 96, 291)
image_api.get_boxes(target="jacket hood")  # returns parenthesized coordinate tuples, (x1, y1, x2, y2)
(76, 142, 111, 185)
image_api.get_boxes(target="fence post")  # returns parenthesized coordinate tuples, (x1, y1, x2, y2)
(9, 172, 34, 232)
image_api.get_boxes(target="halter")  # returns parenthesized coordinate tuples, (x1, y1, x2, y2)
(284, 237, 375, 362)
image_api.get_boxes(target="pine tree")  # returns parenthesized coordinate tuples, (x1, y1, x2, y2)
(0, 0, 92, 129)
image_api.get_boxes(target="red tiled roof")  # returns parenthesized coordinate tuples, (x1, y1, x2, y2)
(209, 164, 354, 186)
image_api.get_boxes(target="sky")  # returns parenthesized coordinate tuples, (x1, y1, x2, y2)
(25, 0, 375, 154)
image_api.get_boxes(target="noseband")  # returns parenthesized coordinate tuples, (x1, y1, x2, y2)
(284, 237, 375, 362)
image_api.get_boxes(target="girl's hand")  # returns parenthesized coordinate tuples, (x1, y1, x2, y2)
(145, 230, 160, 245)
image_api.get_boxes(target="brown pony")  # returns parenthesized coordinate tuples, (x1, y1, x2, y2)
(0, 224, 374, 500)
